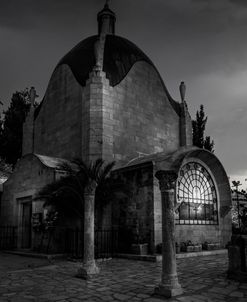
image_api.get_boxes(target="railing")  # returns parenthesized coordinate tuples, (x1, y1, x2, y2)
(64, 228, 119, 259)
(0, 226, 17, 250)
(0, 225, 131, 258)
(95, 229, 119, 258)
(64, 228, 83, 258)
(36, 227, 120, 259)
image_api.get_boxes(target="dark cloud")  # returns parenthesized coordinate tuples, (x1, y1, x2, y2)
(230, 0, 247, 7)
(192, 0, 247, 5)
(0, 0, 101, 29)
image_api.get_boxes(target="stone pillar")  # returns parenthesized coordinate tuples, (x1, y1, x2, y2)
(22, 87, 37, 155)
(77, 185, 99, 278)
(82, 67, 114, 163)
(179, 82, 192, 147)
(154, 170, 183, 298)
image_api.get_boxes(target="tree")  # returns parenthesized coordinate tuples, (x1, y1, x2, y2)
(232, 180, 242, 230)
(192, 105, 214, 152)
(35, 173, 84, 220)
(0, 89, 31, 167)
(204, 136, 214, 153)
(36, 158, 116, 278)
(0, 158, 12, 175)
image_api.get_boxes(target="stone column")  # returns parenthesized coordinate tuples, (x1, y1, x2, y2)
(22, 87, 37, 155)
(154, 170, 183, 298)
(77, 184, 99, 279)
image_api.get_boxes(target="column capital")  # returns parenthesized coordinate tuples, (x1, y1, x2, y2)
(155, 170, 178, 192)
(84, 181, 97, 195)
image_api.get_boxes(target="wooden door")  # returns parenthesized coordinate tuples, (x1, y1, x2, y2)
(21, 201, 32, 248)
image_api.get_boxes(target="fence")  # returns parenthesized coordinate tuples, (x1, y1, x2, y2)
(64, 228, 119, 259)
(0, 226, 17, 250)
(0, 226, 131, 258)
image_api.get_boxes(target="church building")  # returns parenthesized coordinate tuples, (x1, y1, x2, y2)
(0, 3, 232, 253)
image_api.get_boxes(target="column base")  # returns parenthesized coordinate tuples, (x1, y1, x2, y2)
(76, 260, 100, 279)
(154, 283, 183, 298)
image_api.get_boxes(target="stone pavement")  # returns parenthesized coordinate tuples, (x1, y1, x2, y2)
(0, 252, 246, 302)
(0, 252, 51, 272)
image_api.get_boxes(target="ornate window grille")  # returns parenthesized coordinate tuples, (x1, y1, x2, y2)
(176, 162, 218, 225)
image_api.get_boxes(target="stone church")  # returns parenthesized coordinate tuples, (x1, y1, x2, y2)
(1, 3, 232, 253)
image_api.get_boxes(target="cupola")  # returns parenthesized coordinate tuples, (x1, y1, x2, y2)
(97, 1, 116, 35)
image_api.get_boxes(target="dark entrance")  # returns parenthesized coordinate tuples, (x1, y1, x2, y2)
(21, 198, 32, 248)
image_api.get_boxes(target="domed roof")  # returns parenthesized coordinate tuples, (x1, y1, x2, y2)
(56, 34, 181, 115)
(58, 34, 153, 87)
(34, 2, 181, 118)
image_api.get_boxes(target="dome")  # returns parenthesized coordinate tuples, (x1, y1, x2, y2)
(34, 2, 181, 118)
(57, 34, 181, 115)
(58, 34, 154, 87)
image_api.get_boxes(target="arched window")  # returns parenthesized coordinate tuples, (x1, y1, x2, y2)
(176, 162, 218, 225)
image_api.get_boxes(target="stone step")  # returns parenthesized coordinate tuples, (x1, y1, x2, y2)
(116, 249, 228, 262)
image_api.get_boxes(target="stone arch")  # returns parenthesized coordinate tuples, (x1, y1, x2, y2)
(170, 148, 231, 214)
(155, 147, 232, 247)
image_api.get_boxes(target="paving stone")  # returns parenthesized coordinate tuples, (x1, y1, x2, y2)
(113, 293, 132, 300)
(177, 296, 203, 302)
(144, 297, 168, 302)
(0, 253, 247, 302)
(229, 291, 244, 298)
(136, 293, 150, 298)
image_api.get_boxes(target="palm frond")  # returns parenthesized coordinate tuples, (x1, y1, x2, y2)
(98, 161, 115, 184)
(34, 175, 84, 203)
(58, 162, 75, 174)
(90, 158, 104, 180)
(96, 176, 132, 207)
(34, 157, 123, 220)
(72, 158, 90, 179)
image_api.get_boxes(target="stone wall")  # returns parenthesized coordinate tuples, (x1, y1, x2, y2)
(112, 163, 155, 253)
(33, 65, 83, 159)
(30, 60, 181, 164)
(1, 154, 54, 226)
(175, 225, 221, 246)
(0, 154, 55, 250)
(111, 61, 180, 164)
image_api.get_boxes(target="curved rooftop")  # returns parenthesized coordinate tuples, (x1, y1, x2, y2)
(58, 34, 155, 87)
(34, 34, 181, 118)
(34, 3, 181, 118)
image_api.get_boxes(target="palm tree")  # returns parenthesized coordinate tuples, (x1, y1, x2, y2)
(35, 174, 84, 220)
(36, 158, 115, 278)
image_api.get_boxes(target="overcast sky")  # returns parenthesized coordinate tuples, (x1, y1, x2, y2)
(0, 0, 247, 188)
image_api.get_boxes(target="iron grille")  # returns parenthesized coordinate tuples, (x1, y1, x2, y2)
(176, 162, 218, 225)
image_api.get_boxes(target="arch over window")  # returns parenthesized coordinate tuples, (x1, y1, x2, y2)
(176, 162, 218, 225)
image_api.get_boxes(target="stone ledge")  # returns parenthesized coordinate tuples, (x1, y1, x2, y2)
(4, 249, 228, 262)
(3, 250, 67, 260)
(176, 248, 227, 259)
(116, 249, 227, 262)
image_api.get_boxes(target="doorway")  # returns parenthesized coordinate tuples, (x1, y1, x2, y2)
(20, 198, 32, 249)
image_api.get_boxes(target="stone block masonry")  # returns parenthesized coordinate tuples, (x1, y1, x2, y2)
(109, 61, 180, 165)
(33, 65, 83, 159)
(0, 154, 55, 232)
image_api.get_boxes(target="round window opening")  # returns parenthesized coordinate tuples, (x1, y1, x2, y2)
(176, 162, 218, 225)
